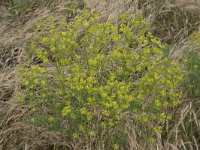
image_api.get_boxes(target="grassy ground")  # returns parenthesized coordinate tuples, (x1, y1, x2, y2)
(0, 0, 200, 149)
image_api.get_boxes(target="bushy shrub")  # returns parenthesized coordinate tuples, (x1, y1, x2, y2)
(18, 10, 183, 148)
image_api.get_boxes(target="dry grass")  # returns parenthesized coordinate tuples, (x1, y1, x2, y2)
(85, 0, 200, 44)
(0, 0, 200, 149)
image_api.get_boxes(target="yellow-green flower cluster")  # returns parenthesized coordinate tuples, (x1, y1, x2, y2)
(19, 65, 49, 106)
(19, 10, 183, 146)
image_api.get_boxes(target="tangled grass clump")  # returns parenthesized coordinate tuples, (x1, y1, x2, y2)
(18, 10, 183, 148)
(3, 0, 84, 17)
(184, 33, 200, 98)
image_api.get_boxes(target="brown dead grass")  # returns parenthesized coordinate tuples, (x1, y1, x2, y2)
(0, 0, 199, 149)
(85, 0, 200, 44)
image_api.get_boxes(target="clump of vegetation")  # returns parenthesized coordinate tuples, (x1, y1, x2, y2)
(6, 0, 46, 15)
(186, 52, 200, 98)
(4, 0, 84, 16)
(169, 33, 200, 150)
(18, 10, 183, 148)
(185, 33, 200, 98)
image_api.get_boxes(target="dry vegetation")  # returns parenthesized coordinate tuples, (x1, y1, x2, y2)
(0, 0, 200, 149)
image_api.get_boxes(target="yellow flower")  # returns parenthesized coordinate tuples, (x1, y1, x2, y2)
(62, 106, 71, 116)
(161, 90, 166, 96)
